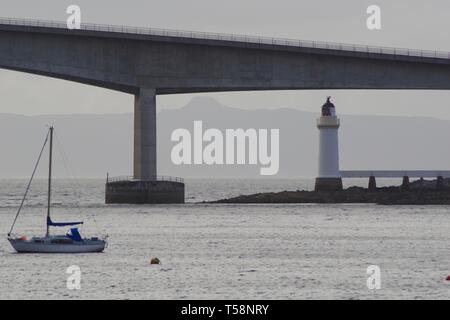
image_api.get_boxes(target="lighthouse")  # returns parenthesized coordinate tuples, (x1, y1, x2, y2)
(315, 97, 343, 191)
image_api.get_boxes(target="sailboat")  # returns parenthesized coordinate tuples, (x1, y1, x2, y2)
(7, 126, 107, 253)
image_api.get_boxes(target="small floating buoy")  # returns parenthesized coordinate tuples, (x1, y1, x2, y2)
(150, 257, 160, 265)
(446, 275, 450, 281)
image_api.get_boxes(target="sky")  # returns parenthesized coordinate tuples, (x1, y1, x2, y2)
(1, 0, 450, 118)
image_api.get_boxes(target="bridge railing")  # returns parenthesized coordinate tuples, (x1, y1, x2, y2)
(1, 17, 450, 60)
(106, 175, 184, 183)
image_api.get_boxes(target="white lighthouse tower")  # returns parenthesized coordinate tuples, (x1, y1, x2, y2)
(315, 97, 343, 191)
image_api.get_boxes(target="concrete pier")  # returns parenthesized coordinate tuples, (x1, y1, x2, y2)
(418, 177, 425, 188)
(105, 88, 185, 204)
(105, 177, 185, 204)
(314, 178, 343, 192)
(368, 176, 377, 191)
(436, 176, 444, 190)
(401, 176, 410, 191)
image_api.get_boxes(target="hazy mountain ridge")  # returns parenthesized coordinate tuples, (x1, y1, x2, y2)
(1, 96, 449, 178)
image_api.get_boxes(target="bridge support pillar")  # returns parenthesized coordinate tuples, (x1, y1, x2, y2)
(401, 176, 410, 191)
(105, 88, 185, 204)
(134, 88, 157, 180)
(368, 176, 376, 191)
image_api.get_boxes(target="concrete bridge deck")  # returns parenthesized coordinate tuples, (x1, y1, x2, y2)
(2, 16, 450, 95)
(1, 17, 450, 63)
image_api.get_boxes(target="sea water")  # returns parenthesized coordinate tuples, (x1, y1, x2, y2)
(0, 178, 449, 299)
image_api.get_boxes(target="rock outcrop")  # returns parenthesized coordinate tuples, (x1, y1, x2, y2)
(212, 178, 450, 205)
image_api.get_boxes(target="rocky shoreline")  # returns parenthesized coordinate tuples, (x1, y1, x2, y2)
(211, 179, 450, 205)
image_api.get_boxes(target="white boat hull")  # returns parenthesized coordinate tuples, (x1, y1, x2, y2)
(8, 238, 106, 253)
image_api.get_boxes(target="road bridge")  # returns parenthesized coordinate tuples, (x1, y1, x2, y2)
(2, 18, 450, 202)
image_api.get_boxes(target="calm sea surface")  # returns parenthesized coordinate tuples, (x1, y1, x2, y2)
(0, 178, 449, 299)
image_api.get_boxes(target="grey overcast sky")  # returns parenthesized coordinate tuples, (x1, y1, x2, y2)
(1, 0, 450, 118)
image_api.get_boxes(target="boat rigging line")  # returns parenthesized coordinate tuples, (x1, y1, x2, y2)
(8, 129, 50, 237)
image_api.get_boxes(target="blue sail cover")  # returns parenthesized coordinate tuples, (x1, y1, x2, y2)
(68, 228, 83, 242)
(47, 217, 83, 227)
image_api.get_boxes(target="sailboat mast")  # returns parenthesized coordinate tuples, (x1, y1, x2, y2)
(46, 126, 53, 237)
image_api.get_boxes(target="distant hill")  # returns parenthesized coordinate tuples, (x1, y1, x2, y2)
(1, 96, 450, 178)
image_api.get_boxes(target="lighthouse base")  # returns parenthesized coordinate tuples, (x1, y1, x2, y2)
(314, 177, 343, 192)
